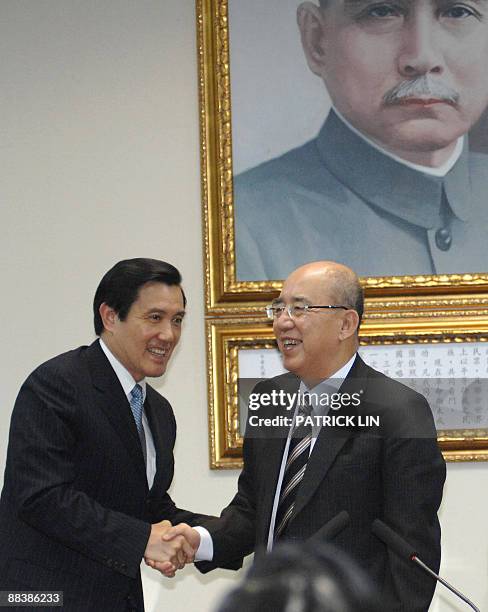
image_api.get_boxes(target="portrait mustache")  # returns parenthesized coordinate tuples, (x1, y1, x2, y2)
(383, 75, 460, 107)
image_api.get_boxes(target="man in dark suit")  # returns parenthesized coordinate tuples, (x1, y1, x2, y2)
(0, 258, 206, 611)
(161, 261, 446, 611)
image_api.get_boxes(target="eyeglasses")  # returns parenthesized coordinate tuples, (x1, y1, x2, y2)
(265, 303, 348, 320)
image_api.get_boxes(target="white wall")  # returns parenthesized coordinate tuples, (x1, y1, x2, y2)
(1, 2, 486, 611)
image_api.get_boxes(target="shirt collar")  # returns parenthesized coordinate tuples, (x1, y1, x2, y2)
(99, 338, 147, 401)
(299, 353, 357, 414)
(332, 106, 464, 177)
(316, 110, 472, 228)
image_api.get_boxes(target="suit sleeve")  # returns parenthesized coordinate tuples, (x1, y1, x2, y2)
(5, 366, 150, 579)
(195, 431, 258, 573)
(149, 493, 209, 526)
(195, 377, 290, 573)
(380, 394, 446, 611)
(144, 401, 216, 528)
(140, 392, 242, 571)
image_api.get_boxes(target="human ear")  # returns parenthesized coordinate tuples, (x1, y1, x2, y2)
(339, 310, 360, 340)
(297, 2, 328, 77)
(99, 303, 118, 333)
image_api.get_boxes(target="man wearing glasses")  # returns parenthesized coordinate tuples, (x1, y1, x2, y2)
(159, 261, 445, 611)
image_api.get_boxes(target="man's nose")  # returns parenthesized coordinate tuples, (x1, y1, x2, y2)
(397, 13, 444, 77)
(273, 308, 295, 332)
(157, 321, 176, 342)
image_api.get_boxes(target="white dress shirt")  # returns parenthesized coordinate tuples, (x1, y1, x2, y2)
(196, 354, 357, 561)
(99, 338, 157, 489)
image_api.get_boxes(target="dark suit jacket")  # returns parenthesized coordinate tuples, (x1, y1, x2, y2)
(198, 356, 446, 612)
(0, 340, 206, 612)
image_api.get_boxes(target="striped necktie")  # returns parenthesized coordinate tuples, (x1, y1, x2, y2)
(274, 395, 313, 540)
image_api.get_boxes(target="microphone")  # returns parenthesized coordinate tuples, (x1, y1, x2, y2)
(372, 519, 480, 612)
(310, 510, 350, 542)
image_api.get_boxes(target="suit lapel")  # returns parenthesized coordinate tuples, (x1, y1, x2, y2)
(259, 373, 300, 541)
(259, 375, 300, 533)
(86, 340, 147, 478)
(144, 390, 174, 493)
(259, 436, 287, 537)
(291, 429, 350, 521)
(291, 355, 370, 522)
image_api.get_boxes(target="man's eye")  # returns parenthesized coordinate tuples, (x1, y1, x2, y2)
(442, 4, 479, 19)
(149, 314, 161, 321)
(363, 3, 401, 19)
(273, 305, 286, 315)
(292, 305, 307, 316)
(172, 316, 184, 326)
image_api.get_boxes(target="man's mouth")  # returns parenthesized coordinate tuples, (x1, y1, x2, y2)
(147, 347, 170, 358)
(395, 97, 454, 108)
(281, 338, 302, 352)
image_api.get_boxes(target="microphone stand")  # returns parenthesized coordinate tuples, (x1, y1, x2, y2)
(413, 556, 480, 612)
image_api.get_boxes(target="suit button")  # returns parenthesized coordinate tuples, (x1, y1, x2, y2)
(435, 227, 452, 251)
(107, 558, 114, 567)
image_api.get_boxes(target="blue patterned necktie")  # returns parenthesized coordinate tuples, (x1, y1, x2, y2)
(129, 384, 144, 435)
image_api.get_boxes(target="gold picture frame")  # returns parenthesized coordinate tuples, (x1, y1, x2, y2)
(207, 317, 488, 468)
(197, 0, 488, 313)
(198, 0, 488, 467)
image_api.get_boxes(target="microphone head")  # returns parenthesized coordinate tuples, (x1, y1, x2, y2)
(309, 510, 350, 542)
(326, 510, 350, 538)
(371, 519, 417, 561)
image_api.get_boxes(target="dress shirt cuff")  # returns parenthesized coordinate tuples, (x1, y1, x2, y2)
(193, 526, 214, 561)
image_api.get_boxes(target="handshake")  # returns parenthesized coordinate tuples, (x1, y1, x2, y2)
(144, 521, 201, 578)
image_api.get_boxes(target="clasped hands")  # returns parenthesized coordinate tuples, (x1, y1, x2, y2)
(144, 520, 200, 578)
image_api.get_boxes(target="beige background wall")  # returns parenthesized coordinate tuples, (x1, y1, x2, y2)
(1, 2, 486, 610)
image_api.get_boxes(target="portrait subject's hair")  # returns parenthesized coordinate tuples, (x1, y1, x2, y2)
(93, 258, 186, 336)
(217, 541, 380, 612)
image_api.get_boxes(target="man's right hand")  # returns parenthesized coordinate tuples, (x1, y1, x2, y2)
(145, 522, 201, 577)
(144, 520, 196, 576)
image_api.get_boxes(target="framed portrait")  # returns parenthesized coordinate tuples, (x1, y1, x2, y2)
(207, 318, 488, 468)
(197, 0, 488, 311)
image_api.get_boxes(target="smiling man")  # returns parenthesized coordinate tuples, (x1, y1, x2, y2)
(235, 0, 488, 280)
(162, 261, 446, 611)
(0, 258, 208, 612)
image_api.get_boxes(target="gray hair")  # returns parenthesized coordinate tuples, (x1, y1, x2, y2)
(326, 267, 364, 328)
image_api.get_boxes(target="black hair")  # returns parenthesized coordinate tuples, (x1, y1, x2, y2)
(93, 258, 186, 336)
